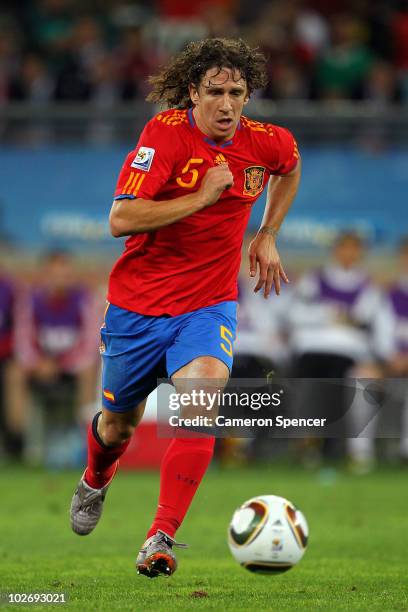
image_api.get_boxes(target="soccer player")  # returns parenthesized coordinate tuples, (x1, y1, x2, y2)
(70, 38, 301, 577)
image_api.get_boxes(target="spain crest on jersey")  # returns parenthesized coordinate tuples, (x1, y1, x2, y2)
(243, 166, 265, 197)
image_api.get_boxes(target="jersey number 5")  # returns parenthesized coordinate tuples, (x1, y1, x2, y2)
(176, 158, 204, 189)
(220, 325, 234, 357)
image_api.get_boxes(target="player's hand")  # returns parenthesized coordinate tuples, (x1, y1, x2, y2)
(248, 232, 289, 298)
(198, 165, 234, 207)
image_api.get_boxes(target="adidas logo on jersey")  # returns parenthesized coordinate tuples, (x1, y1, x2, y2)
(214, 153, 228, 165)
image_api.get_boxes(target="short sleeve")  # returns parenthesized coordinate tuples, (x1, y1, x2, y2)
(267, 126, 300, 176)
(113, 117, 177, 201)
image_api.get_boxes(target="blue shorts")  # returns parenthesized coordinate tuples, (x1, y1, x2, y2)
(100, 301, 237, 413)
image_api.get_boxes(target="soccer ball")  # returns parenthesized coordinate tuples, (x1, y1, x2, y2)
(228, 495, 308, 574)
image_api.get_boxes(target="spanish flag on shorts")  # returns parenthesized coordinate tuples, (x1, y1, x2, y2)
(103, 389, 115, 402)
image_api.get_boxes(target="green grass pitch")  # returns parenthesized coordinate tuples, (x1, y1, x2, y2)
(0, 464, 407, 611)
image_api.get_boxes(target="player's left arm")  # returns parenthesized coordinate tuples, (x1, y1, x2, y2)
(249, 128, 301, 298)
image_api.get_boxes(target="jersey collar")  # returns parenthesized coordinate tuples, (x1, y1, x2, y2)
(188, 107, 241, 149)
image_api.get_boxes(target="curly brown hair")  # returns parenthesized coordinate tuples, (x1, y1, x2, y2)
(147, 38, 268, 109)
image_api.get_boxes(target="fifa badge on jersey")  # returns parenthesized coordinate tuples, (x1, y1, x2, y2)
(131, 146, 155, 172)
(243, 166, 266, 197)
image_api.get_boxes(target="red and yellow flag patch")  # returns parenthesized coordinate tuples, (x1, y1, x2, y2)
(103, 389, 115, 402)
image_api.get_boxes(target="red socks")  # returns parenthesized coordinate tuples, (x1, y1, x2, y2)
(84, 412, 215, 538)
(84, 412, 131, 489)
(146, 436, 215, 539)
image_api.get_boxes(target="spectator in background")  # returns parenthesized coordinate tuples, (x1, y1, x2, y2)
(294, 0, 330, 64)
(392, 1, 408, 101)
(392, 1, 408, 71)
(265, 59, 309, 101)
(54, 56, 90, 101)
(25, 0, 75, 101)
(315, 13, 374, 100)
(7, 52, 54, 143)
(359, 59, 402, 149)
(388, 238, 408, 377)
(29, 0, 75, 66)
(363, 60, 401, 106)
(250, 1, 312, 100)
(345, 237, 408, 469)
(0, 271, 20, 461)
(258, 0, 329, 68)
(5, 53, 55, 145)
(153, 0, 237, 55)
(86, 53, 123, 143)
(71, 15, 107, 76)
(108, 0, 153, 31)
(157, 0, 235, 20)
(13, 249, 100, 466)
(0, 20, 22, 103)
(387, 237, 408, 460)
(114, 26, 160, 100)
(200, 2, 239, 39)
(9, 53, 54, 103)
(1, 0, 407, 105)
(52, 12, 107, 101)
(285, 232, 394, 466)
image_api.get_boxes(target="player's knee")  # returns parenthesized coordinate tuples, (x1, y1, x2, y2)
(102, 421, 135, 446)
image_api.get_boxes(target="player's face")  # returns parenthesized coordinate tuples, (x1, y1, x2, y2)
(189, 67, 249, 143)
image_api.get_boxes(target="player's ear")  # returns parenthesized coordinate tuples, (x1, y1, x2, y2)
(243, 91, 250, 105)
(189, 83, 199, 106)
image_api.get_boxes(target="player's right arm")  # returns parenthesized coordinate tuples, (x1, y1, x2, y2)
(109, 117, 233, 237)
(110, 165, 232, 236)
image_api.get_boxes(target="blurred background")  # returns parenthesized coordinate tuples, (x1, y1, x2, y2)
(0, 0, 407, 474)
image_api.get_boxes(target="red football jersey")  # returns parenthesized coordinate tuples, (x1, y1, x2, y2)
(109, 108, 299, 316)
